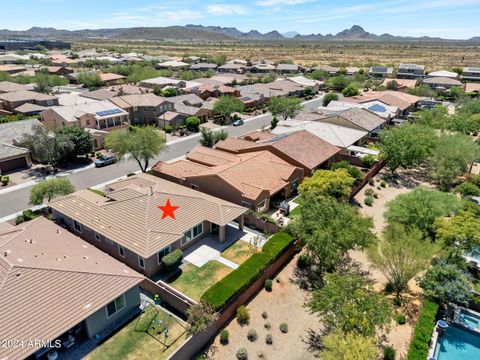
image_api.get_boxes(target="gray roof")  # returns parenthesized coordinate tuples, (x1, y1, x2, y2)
(369, 66, 393, 74)
(276, 64, 299, 71)
(399, 63, 425, 71)
(0, 118, 43, 144)
(190, 63, 218, 70)
(0, 142, 29, 160)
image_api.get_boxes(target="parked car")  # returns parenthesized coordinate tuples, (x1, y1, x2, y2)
(95, 155, 117, 167)
(233, 119, 244, 126)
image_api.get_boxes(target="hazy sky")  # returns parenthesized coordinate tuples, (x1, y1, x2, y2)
(3, 0, 480, 39)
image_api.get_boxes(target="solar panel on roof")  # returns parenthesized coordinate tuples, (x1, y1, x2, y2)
(96, 108, 123, 117)
(371, 67, 387, 72)
(368, 104, 386, 113)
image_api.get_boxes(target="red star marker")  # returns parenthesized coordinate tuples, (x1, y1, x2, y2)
(157, 198, 179, 220)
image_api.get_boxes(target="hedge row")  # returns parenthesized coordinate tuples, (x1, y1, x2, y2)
(201, 232, 294, 311)
(406, 299, 439, 360)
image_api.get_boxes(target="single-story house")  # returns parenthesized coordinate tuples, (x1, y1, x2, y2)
(345, 90, 420, 115)
(0, 142, 32, 173)
(345, 67, 361, 76)
(0, 217, 144, 360)
(368, 66, 393, 78)
(168, 93, 213, 123)
(314, 65, 340, 75)
(423, 77, 463, 90)
(427, 70, 458, 79)
(189, 63, 218, 71)
(80, 89, 117, 101)
(0, 81, 29, 94)
(99, 73, 126, 86)
(217, 63, 247, 74)
(153, 146, 304, 212)
(284, 76, 324, 93)
(381, 78, 417, 92)
(276, 64, 306, 74)
(49, 173, 247, 277)
(250, 63, 276, 73)
(465, 83, 480, 93)
(156, 60, 190, 70)
(314, 107, 387, 136)
(0, 64, 26, 74)
(39, 66, 74, 76)
(191, 84, 240, 100)
(325, 100, 399, 121)
(139, 77, 201, 91)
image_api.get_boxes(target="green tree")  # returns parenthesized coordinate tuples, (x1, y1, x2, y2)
(186, 301, 218, 335)
(342, 84, 359, 97)
(322, 92, 339, 106)
(307, 272, 391, 336)
(33, 72, 52, 94)
(309, 69, 330, 81)
(407, 84, 435, 97)
(29, 177, 75, 205)
(322, 331, 379, 360)
(429, 133, 480, 190)
(449, 86, 464, 100)
(292, 193, 375, 276)
(384, 187, 462, 238)
(20, 124, 73, 166)
(56, 126, 93, 159)
(268, 96, 303, 120)
(419, 260, 472, 306)
(199, 127, 216, 148)
(435, 209, 480, 251)
(386, 80, 398, 90)
(298, 169, 355, 201)
(160, 87, 179, 97)
(415, 106, 449, 129)
(186, 116, 200, 132)
(270, 116, 279, 129)
(213, 96, 244, 123)
(105, 126, 166, 172)
(369, 223, 434, 298)
(214, 128, 229, 143)
(379, 124, 437, 173)
(76, 71, 103, 89)
(326, 75, 351, 91)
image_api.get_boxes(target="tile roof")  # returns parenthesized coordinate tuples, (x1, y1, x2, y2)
(0, 65, 26, 72)
(80, 89, 116, 101)
(465, 83, 480, 92)
(0, 217, 143, 360)
(427, 70, 458, 78)
(423, 77, 463, 86)
(42, 100, 128, 123)
(50, 173, 246, 257)
(346, 91, 420, 111)
(110, 93, 172, 108)
(381, 78, 417, 89)
(0, 142, 29, 160)
(13, 102, 48, 114)
(0, 118, 43, 143)
(99, 73, 126, 82)
(190, 63, 218, 70)
(0, 81, 28, 93)
(0, 90, 57, 102)
(327, 108, 385, 132)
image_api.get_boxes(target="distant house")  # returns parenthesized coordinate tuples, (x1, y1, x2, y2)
(191, 84, 240, 100)
(156, 60, 190, 70)
(168, 93, 213, 123)
(381, 78, 417, 92)
(427, 70, 458, 79)
(153, 146, 304, 211)
(465, 83, 480, 93)
(189, 63, 218, 71)
(325, 100, 399, 121)
(345, 67, 361, 76)
(99, 73, 126, 86)
(39, 65, 74, 76)
(368, 66, 393, 78)
(0, 81, 29, 94)
(423, 77, 463, 90)
(396, 64, 425, 79)
(462, 67, 480, 82)
(0, 90, 58, 113)
(139, 76, 201, 91)
(109, 93, 174, 125)
(314, 65, 340, 75)
(276, 64, 305, 74)
(49, 173, 247, 277)
(0, 217, 143, 360)
(344, 90, 420, 115)
(217, 63, 247, 74)
(80, 89, 117, 101)
(0, 64, 26, 74)
(250, 63, 276, 73)
(285, 76, 324, 93)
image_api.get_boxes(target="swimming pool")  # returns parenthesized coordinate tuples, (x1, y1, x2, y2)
(458, 310, 480, 331)
(433, 325, 480, 359)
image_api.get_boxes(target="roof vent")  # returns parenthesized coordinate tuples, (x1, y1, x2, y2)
(57, 229, 61, 234)
(83, 256, 88, 260)
(3, 251, 7, 257)
(16, 272, 21, 277)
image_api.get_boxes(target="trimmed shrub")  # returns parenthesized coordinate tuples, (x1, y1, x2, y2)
(220, 329, 229, 345)
(265, 334, 273, 345)
(380, 181, 387, 188)
(95, 152, 103, 159)
(1, 176, 9, 186)
(368, 178, 375, 186)
(279, 322, 288, 333)
(365, 188, 375, 197)
(186, 116, 201, 132)
(126, 172, 135, 177)
(247, 329, 258, 342)
(396, 314, 406, 325)
(264, 279, 273, 292)
(202, 232, 294, 310)
(364, 196, 374, 206)
(261, 311, 268, 319)
(361, 155, 376, 168)
(236, 347, 248, 360)
(264, 322, 271, 329)
(236, 305, 250, 325)
(406, 300, 439, 360)
(164, 125, 173, 133)
(161, 249, 183, 271)
(384, 345, 396, 360)
(455, 182, 480, 197)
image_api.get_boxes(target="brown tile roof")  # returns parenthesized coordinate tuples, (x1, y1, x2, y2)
(0, 64, 26, 72)
(465, 83, 480, 92)
(423, 77, 463, 86)
(187, 145, 238, 166)
(240, 130, 277, 142)
(81, 88, 116, 100)
(215, 137, 260, 153)
(0, 81, 28, 93)
(99, 72, 126, 82)
(0, 217, 143, 360)
(50, 173, 246, 257)
(381, 78, 417, 89)
(346, 91, 420, 111)
(110, 93, 172, 108)
(0, 90, 57, 102)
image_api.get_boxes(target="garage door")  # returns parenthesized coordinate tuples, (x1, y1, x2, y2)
(0, 156, 28, 173)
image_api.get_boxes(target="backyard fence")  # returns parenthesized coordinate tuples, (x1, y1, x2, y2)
(350, 158, 386, 198)
(243, 214, 281, 234)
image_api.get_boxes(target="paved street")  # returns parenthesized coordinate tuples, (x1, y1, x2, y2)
(0, 97, 323, 218)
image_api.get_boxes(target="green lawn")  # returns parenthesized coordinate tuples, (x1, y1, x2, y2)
(221, 241, 256, 265)
(289, 204, 302, 218)
(86, 305, 187, 360)
(168, 260, 233, 300)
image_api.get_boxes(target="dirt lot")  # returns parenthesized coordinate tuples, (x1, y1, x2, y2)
(207, 254, 322, 360)
(74, 40, 480, 70)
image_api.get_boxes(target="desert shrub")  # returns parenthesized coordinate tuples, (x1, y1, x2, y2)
(264, 279, 273, 292)
(236, 347, 248, 360)
(365, 188, 375, 197)
(279, 322, 288, 333)
(361, 154, 377, 168)
(368, 178, 375, 186)
(164, 125, 173, 133)
(297, 253, 311, 269)
(373, 193, 379, 199)
(384, 345, 396, 360)
(95, 152, 104, 159)
(265, 334, 273, 345)
(1, 176, 9, 186)
(393, 297, 402, 307)
(364, 196, 374, 206)
(406, 300, 439, 360)
(264, 322, 271, 329)
(261, 311, 268, 319)
(380, 181, 387, 188)
(247, 329, 258, 342)
(220, 329, 229, 345)
(236, 305, 250, 325)
(396, 314, 406, 325)
(455, 182, 480, 197)
(161, 249, 183, 271)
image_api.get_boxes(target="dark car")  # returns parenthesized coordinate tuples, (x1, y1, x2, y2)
(95, 155, 117, 167)
(233, 119, 244, 126)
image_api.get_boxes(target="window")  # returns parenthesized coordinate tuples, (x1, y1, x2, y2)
(241, 201, 252, 209)
(133, 106, 138, 112)
(193, 223, 203, 237)
(138, 256, 145, 269)
(118, 245, 125, 258)
(181, 223, 203, 246)
(157, 246, 171, 264)
(73, 220, 82, 233)
(105, 295, 125, 318)
(291, 178, 299, 191)
(191, 184, 199, 190)
(257, 199, 267, 211)
(47, 99, 54, 106)
(95, 232, 101, 241)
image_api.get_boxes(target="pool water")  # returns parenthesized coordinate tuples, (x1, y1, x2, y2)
(466, 247, 480, 261)
(434, 325, 480, 359)
(458, 311, 480, 330)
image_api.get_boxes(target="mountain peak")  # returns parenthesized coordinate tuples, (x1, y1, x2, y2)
(349, 25, 366, 33)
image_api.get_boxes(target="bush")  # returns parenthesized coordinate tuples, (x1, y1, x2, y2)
(220, 329, 229, 345)
(261, 311, 268, 319)
(95, 152, 104, 159)
(264, 279, 273, 292)
(365, 188, 375, 197)
(186, 116, 201, 132)
(380, 181, 387, 188)
(1, 176, 9, 186)
(364, 196, 374, 206)
(406, 300, 439, 360)
(467, 174, 480, 187)
(236, 347, 248, 360)
(164, 125, 173, 134)
(126, 172, 135, 177)
(202, 232, 294, 310)
(361, 155, 377, 168)
(384, 345, 396, 360)
(236, 305, 250, 325)
(161, 249, 183, 271)
(247, 329, 258, 342)
(297, 253, 311, 269)
(455, 182, 480, 197)
(279, 322, 288, 333)
(368, 178, 375, 186)
(396, 314, 406, 325)
(15, 215, 25, 225)
(392, 297, 402, 307)
(265, 334, 273, 345)
(264, 322, 271, 329)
